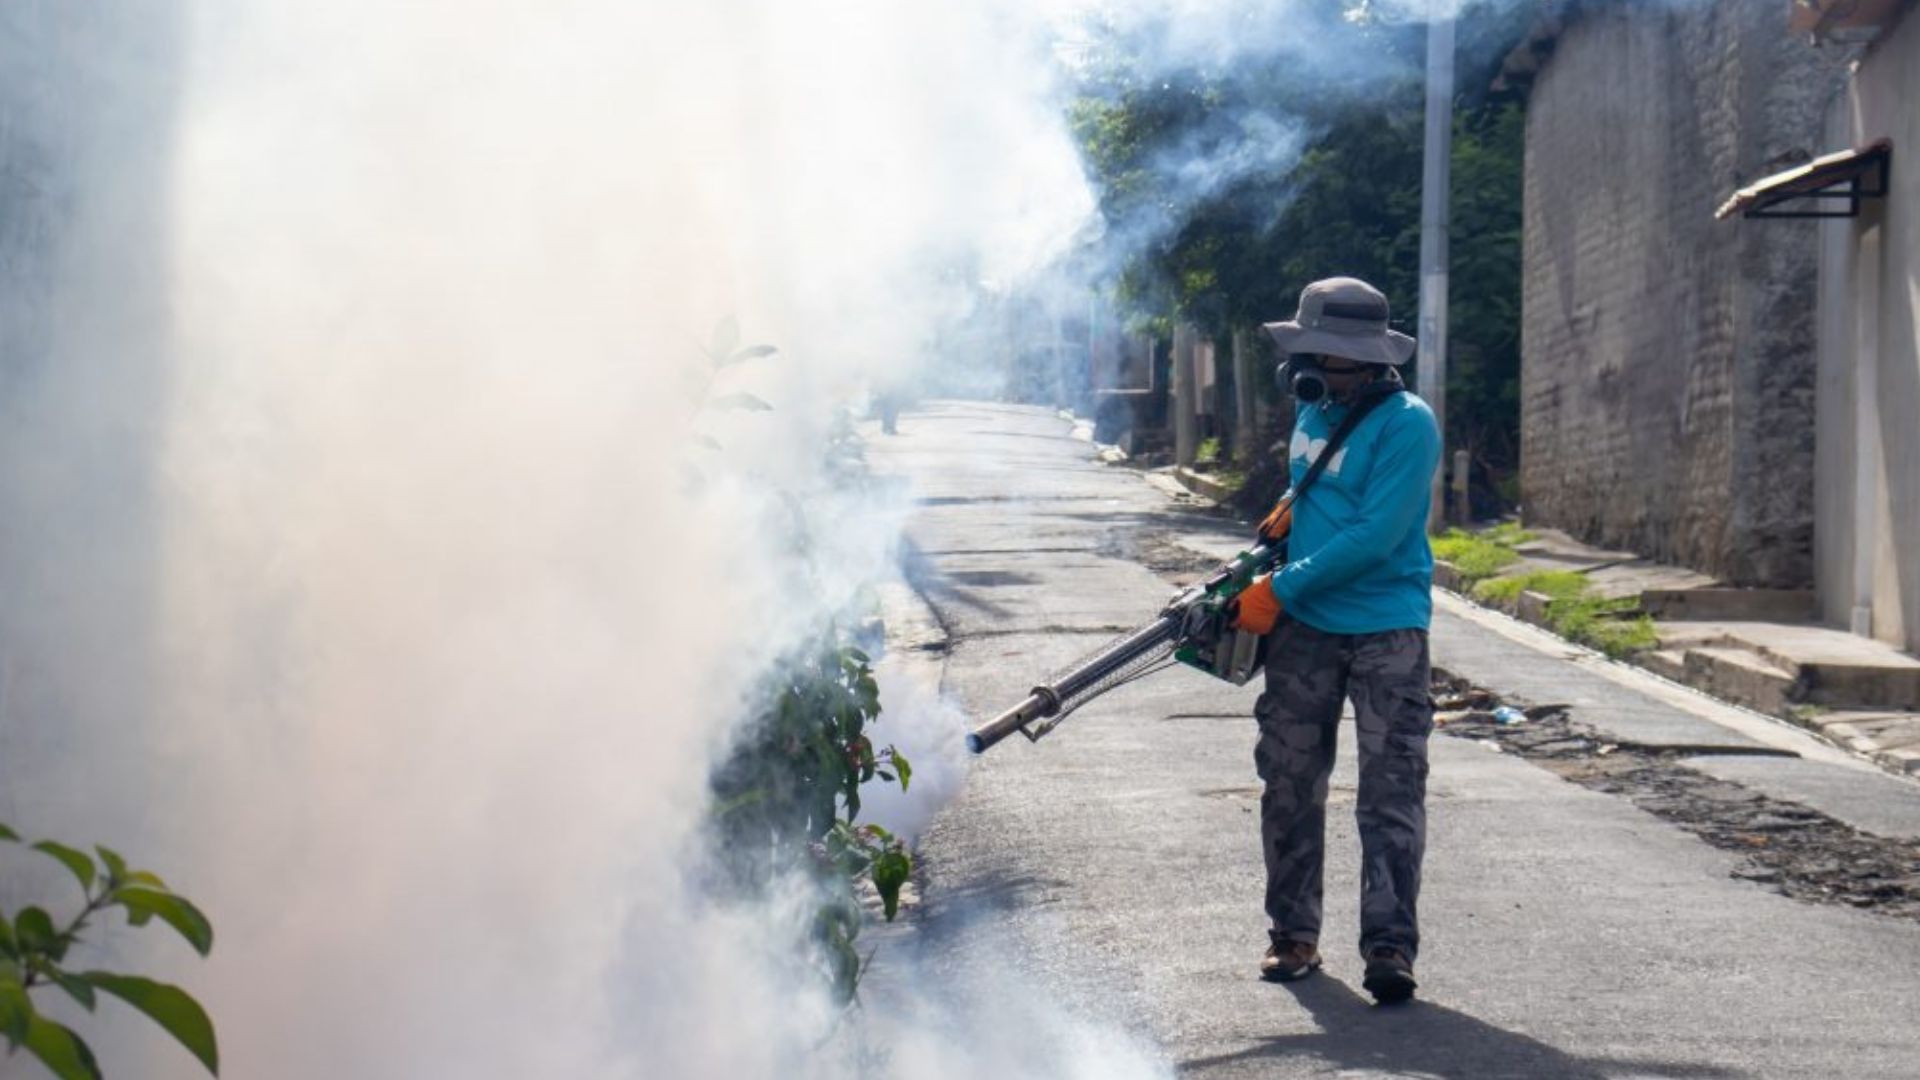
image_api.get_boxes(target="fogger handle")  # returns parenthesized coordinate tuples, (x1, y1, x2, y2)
(965, 690, 1055, 754)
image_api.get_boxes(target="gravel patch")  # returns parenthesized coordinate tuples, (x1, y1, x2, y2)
(1434, 667, 1920, 922)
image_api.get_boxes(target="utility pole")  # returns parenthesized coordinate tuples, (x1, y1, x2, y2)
(1419, 11, 1455, 533)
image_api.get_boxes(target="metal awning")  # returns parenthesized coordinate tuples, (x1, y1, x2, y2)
(1715, 139, 1892, 220)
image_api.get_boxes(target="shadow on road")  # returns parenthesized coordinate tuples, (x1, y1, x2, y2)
(900, 540, 1017, 620)
(1179, 975, 1749, 1080)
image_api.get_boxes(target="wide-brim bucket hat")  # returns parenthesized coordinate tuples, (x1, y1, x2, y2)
(1262, 276, 1416, 366)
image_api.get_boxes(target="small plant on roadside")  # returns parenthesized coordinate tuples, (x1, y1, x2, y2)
(693, 316, 780, 414)
(1194, 437, 1222, 467)
(682, 315, 782, 465)
(1435, 522, 1537, 586)
(709, 636, 913, 1004)
(812, 817, 914, 1002)
(1480, 522, 1536, 548)
(1432, 528, 1520, 584)
(1494, 474, 1522, 509)
(1209, 467, 1248, 494)
(0, 824, 217, 1079)
(1551, 595, 1658, 659)
(1471, 568, 1585, 606)
(692, 318, 916, 1006)
(1472, 569, 1656, 659)
(1790, 703, 1830, 724)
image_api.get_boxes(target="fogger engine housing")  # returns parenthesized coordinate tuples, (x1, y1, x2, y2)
(1172, 592, 1266, 686)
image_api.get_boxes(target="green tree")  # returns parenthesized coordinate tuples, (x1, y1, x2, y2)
(1444, 101, 1525, 491)
(1067, 1, 1529, 509)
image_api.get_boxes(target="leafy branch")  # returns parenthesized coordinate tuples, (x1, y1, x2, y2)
(711, 639, 915, 1004)
(691, 316, 780, 426)
(693, 319, 914, 1006)
(0, 823, 218, 1079)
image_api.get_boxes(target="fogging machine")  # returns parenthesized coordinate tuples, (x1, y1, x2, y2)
(964, 539, 1277, 753)
(964, 384, 1398, 754)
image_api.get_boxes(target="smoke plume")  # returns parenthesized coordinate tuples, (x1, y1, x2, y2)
(0, 1, 1524, 1076)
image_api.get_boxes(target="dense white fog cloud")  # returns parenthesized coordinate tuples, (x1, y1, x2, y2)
(0, 2, 1110, 1076)
(0, 0, 1505, 1075)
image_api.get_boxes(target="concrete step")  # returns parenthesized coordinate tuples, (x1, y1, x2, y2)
(1642, 587, 1816, 622)
(1655, 620, 1920, 713)
(1797, 661, 1920, 711)
(1802, 710, 1920, 776)
(1515, 589, 1554, 626)
(1640, 648, 1689, 682)
(1586, 560, 1718, 601)
(1680, 646, 1801, 716)
(1718, 625, 1920, 710)
(1511, 528, 1639, 565)
(1879, 747, 1920, 776)
(1673, 645, 1920, 716)
(1812, 711, 1920, 751)
(1171, 466, 1238, 503)
(1510, 549, 1619, 570)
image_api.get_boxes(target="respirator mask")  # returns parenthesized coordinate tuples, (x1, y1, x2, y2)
(1281, 355, 1330, 404)
(1279, 355, 1402, 404)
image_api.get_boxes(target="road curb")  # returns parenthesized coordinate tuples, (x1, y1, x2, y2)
(1172, 466, 1237, 503)
(1435, 559, 1920, 781)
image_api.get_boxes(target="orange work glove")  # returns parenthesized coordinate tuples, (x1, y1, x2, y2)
(1230, 573, 1283, 635)
(1256, 497, 1293, 544)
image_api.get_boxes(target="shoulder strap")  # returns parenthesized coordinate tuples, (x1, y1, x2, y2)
(1291, 387, 1400, 503)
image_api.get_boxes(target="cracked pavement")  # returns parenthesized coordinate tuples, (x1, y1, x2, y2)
(865, 401, 1920, 1080)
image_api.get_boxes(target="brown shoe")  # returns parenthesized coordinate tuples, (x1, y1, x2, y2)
(1260, 937, 1321, 982)
(1362, 946, 1417, 1004)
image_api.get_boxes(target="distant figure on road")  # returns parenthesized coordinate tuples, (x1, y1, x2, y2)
(1227, 276, 1441, 1004)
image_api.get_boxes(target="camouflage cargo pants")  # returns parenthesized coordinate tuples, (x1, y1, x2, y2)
(1253, 615, 1432, 962)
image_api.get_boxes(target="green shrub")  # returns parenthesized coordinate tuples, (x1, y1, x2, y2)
(1471, 569, 1585, 605)
(1467, 564, 1657, 659)
(695, 319, 912, 1007)
(1431, 529, 1520, 583)
(1494, 474, 1523, 509)
(1195, 437, 1222, 466)
(1480, 522, 1536, 547)
(1551, 595, 1658, 659)
(709, 637, 911, 1004)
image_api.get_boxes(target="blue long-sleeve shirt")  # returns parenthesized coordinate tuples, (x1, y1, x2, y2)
(1267, 392, 1441, 634)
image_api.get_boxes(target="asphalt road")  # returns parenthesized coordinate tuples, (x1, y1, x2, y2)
(865, 401, 1920, 1080)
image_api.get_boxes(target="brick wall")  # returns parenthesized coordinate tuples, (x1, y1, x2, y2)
(1518, 0, 1842, 585)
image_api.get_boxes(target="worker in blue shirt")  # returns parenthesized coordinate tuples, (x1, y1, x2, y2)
(1229, 276, 1441, 1004)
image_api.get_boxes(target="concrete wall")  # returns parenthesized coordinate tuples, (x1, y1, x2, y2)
(1814, 6, 1920, 651)
(1518, 0, 1846, 585)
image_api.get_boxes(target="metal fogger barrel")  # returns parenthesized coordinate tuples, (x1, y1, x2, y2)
(964, 540, 1283, 754)
(964, 615, 1181, 753)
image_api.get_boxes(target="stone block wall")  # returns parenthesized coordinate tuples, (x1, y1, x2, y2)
(1517, 0, 1844, 586)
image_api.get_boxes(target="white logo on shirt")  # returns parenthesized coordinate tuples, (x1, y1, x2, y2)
(1290, 429, 1348, 475)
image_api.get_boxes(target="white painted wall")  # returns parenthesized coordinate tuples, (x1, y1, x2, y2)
(1813, 98, 1858, 631)
(1814, 7, 1920, 651)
